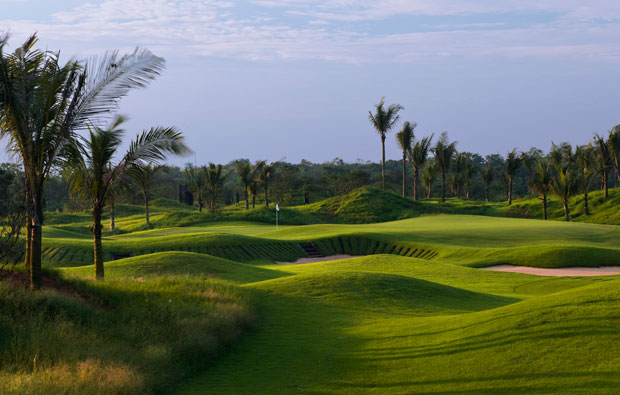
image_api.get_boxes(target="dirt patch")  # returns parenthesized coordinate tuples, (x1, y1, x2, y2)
(481, 265, 620, 277)
(276, 254, 357, 265)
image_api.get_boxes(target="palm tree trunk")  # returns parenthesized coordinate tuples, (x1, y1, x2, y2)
(92, 206, 104, 280)
(381, 135, 386, 190)
(24, 183, 32, 268)
(109, 201, 115, 231)
(252, 196, 256, 209)
(245, 187, 249, 210)
(413, 166, 418, 200)
(466, 181, 470, 200)
(603, 170, 608, 199)
(29, 188, 44, 290)
(507, 176, 513, 205)
(401, 151, 406, 197)
(264, 184, 269, 207)
(441, 169, 446, 202)
(485, 182, 489, 203)
(563, 199, 570, 222)
(584, 191, 589, 216)
(427, 184, 431, 199)
(24, 219, 32, 268)
(542, 194, 547, 220)
(144, 193, 150, 225)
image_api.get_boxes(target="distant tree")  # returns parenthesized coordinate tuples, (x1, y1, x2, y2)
(63, 116, 187, 280)
(368, 97, 403, 190)
(205, 163, 225, 213)
(128, 162, 163, 225)
(575, 145, 596, 216)
(235, 161, 252, 210)
(422, 162, 437, 199)
(462, 154, 476, 199)
(433, 132, 457, 202)
(260, 162, 276, 207)
(396, 121, 415, 197)
(481, 160, 494, 203)
(550, 143, 578, 222)
(528, 160, 552, 220)
(184, 165, 207, 212)
(594, 134, 611, 199)
(0, 165, 25, 268)
(608, 125, 620, 184)
(411, 134, 433, 200)
(504, 149, 522, 205)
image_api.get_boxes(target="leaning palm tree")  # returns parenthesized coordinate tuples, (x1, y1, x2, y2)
(184, 165, 207, 212)
(432, 132, 456, 202)
(128, 162, 164, 225)
(481, 160, 494, 203)
(63, 116, 188, 280)
(549, 143, 578, 222)
(396, 121, 415, 197)
(505, 148, 522, 205)
(205, 163, 225, 213)
(575, 145, 596, 216)
(368, 97, 403, 189)
(410, 134, 433, 200)
(235, 161, 252, 210)
(528, 160, 552, 220)
(0, 34, 164, 289)
(422, 162, 437, 199)
(607, 125, 620, 184)
(594, 134, 611, 199)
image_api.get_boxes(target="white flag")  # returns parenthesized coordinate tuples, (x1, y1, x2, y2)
(276, 204, 280, 211)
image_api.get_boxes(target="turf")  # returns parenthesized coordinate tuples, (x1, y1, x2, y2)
(6, 193, 620, 394)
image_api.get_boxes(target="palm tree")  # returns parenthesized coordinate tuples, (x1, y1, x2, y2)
(368, 97, 403, 189)
(504, 149, 522, 205)
(528, 160, 552, 220)
(575, 145, 596, 216)
(462, 154, 476, 200)
(128, 162, 163, 225)
(205, 163, 225, 213)
(184, 165, 207, 212)
(0, 34, 164, 289)
(608, 125, 620, 184)
(248, 160, 265, 208)
(594, 134, 611, 199)
(432, 132, 456, 202)
(235, 161, 252, 210)
(410, 134, 433, 200)
(396, 121, 415, 197)
(422, 162, 436, 199)
(63, 116, 187, 280)
(260, 162, 276, 207)
(550, 143, 578, 222)
(481, 160, 494, 203)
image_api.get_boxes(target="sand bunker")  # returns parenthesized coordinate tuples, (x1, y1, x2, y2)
(482, 264, 620, 277)
(276, 255, 356, 265)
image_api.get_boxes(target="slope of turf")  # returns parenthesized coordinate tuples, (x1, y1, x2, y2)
(177, 255, 619, 394)
(0, 271, 255, 394)
(62, 251, 287, 284)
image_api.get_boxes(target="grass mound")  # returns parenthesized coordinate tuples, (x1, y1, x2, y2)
(0, 271, 255, 395)
(251, 270, 516, 315)
(62, 251, 287, 284)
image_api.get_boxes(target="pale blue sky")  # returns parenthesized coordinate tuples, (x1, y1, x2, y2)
(1, 0, 620, 166)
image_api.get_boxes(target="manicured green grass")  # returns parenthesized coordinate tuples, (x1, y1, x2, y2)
(6, 195, 620, 394)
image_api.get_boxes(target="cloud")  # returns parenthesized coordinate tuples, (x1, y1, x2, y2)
(1, 0, 619, 63)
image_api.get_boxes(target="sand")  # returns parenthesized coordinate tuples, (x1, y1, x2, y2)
(276, 255, 356, 265)
(482, 264, 620, 277)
